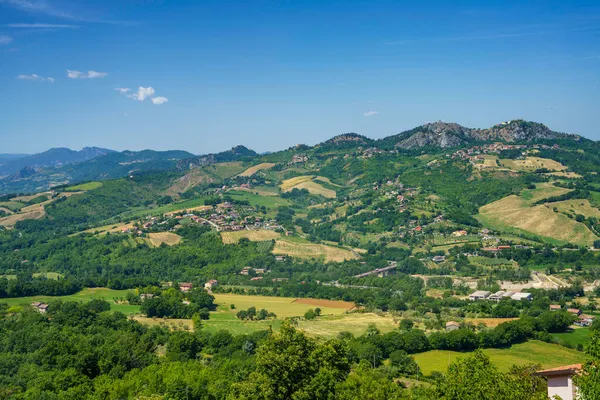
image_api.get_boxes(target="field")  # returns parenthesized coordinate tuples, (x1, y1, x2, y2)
(32, 272, 63, 280)
(11, 192, 51, 202)
(414, 340, 585, 374)
(0, 288, 139, 314)
(147, 232, 182, 247)
(499, 157, 567, 172)
(550, 199, 600, 218)
(237, 163, 276, 177)
(220, 229, 281, 244)
(552, 327, 591, 347)
(464, 318, 519, 327)
(297, 313, 398, 338)
(81, 222, 136, 235)
(226, 191, 290, 209)
(0, 201, 25, 211)
(477, 183, 598, 246)
(64, 181, 103, 191)
(204, 162, 246, 179)
(212, 293, 353, 318)
(272, 236, 360, 262)
(0, 209, 45, 228)
(280, 176, 337, 198)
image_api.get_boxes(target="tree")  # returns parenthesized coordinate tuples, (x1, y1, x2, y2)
(575, 329, 600, 400)
(304, 309, 317, 320)
(389, 350, 417, 375)
(399, 319, 413, 331)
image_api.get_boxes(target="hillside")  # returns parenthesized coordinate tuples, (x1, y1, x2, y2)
(0, 147, 114, 177)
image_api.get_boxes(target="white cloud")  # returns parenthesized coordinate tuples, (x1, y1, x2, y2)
(0, 35, 12, 45)
(114, 87, 130, 93)
(17, 73, 54, 82)
(364, 110, 379, 117)
(151, 96, 168, 105)
(5, 23, 79, 28)
(67, 69, 107, 79)
(127, 86, 156, 101)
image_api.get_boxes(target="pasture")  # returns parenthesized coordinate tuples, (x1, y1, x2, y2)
(272, 236, 360, 262)
(64, 181, 103, 191)
(212, 293, 354, 318)
(280, 176, 337, 198)
(0, 287, 139, 314)
(499, 156, 567, 172)
(238, 163, 276, 177)
(552, 327, 591, 347)
(477, 183, 598, 246)
(220, 229, 281, 244)
(0, 201, 25, 211)
(550, 199, 600, 218)
(0, 209, 45, 228)
(413, 340, 585, 374)
(147, 232, 182, 247)
(297, 313, 398, 338)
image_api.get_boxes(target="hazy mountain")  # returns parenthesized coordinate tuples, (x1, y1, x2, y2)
(177, 145, 257, 170)
(0, 147, 114, 177)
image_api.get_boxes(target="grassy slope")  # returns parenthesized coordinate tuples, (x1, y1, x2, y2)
(477, 183, 598, 246)
(414, 340, 585, 374)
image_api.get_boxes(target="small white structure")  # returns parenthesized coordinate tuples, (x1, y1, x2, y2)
(535, 364, 581, 400)
(510, 292, 533, 301)
(469, 290, 491, 301)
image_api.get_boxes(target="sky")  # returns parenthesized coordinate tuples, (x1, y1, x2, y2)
(1, 0, 599, 155)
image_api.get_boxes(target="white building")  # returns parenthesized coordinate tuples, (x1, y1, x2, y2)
(535, 364, 581, 400)
(469, 290, 491, 301)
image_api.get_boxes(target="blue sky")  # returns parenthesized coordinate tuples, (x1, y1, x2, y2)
(1, 0, 599, 154)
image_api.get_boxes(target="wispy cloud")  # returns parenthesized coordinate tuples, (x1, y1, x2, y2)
(118, 86, 169, 105)
(67, 69, 107, 79)
(128, 86, 155, 101)
(0, 0, 134, 25)
(364, 111, 379, 117)
(151, 96, 168, 105)
(0, 34, 13, 45)
(17, 73, 54, 82)
(5, 23, 79, 28)
(0, 0, 77, 20)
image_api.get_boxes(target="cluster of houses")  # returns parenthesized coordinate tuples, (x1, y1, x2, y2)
(469, 290, 533, 301)
(449, 142, 560, 162)
(550, 304, 596, 327)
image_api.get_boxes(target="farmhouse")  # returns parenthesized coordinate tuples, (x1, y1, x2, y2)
(432, 255, 446, 263)
(179, 282, 193, 293)
(469, 291, 491, 301)
(487, 291, 514, 302)
(535, 364, 582, 400)
(446, 321, 460, 331)
(575, 314, 595, 327)
(567, 308, 582, 316)
(452, 230, 467, 237)
(240, 267, 251, 275)
(204, 279, 218, 290)
(31, 302, 49, 313)
(550, 304, 562, 311)
(140, 293, 154, 301)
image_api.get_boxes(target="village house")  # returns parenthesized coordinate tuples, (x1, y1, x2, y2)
(567, 308, 582, 316)
(575, 314, 595, 327)
(432, 255, 445, 263)
(535, 364, 582, 400)
(452, 230, 467, 237)
(204, 279, 218, 290)
(31, 302, 49, 313)
(240, 266, 252, 275)
(179, 282, 193, 293)
(140, 293, 154, 301)
(550, 304, 562, 311)
(446, 321, 460, 331)
(250, 276, 263, 281)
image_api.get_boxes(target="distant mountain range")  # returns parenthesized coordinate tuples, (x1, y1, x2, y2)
(0, 147, 114, 178)
(0, 119, 587, 194)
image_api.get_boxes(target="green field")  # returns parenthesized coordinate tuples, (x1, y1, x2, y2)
(226, 191, 291, 209)
(31, 272, 63, 280)
(413, 340, 585, 374)
(64, 181, 103, 191)
(212, 293, 353, 318)
(0, 201, 26, 211)
(552, 327, 591, 347)
(0, 288, 139, 314)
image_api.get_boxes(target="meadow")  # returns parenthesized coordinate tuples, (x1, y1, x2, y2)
(413, 340, 585, 374)
(552, 327, 591, 347)
(280, 176, 337, 198)
(237, 162, 276, 177)
(220, 229, 281, 244)
(477, 183, 598, 246)
(1, 287, 139, 314)
(272, 236, 360, 262)
(64, 181, 103, 191)
(147, 232, 182, 247)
